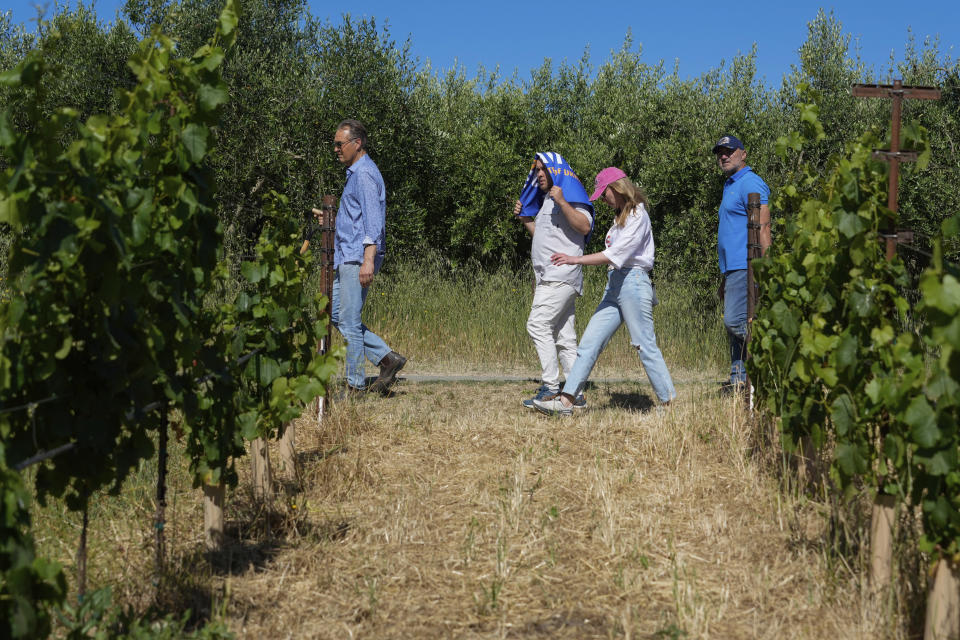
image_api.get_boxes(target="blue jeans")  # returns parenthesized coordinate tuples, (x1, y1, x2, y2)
(561, 268, 676, 404)
(723, 269, 748, 384)
(331, 262, 392, 389)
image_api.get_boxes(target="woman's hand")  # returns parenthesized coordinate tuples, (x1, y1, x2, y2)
(551, 252, 579, 266)
(513, 200, 523, 216)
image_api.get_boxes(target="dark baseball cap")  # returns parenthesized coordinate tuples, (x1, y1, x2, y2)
(712, 134, 745, 153)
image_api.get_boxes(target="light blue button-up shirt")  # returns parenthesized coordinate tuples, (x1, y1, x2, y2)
(334, 153, 386, 269)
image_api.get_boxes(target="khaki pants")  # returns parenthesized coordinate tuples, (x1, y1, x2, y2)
(526, 281, 578, 392)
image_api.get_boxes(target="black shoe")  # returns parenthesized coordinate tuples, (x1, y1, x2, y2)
(718, 380, 746, 397)
(368, 351, 407, 395)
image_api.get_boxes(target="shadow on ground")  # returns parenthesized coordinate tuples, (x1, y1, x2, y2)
(607, 390, 655, 412)
(204, 486, 350, 576)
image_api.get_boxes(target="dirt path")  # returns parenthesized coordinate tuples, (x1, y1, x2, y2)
(212, 376, 878, 639)
(383, 365, 720, 386)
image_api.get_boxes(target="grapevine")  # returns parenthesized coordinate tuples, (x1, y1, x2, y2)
(0, 0, 336, 632)
(751, 93, 960, 561)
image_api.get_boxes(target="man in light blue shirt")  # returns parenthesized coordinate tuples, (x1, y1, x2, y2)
(330, 119, 405, 394)
(712, 134, 771, 394)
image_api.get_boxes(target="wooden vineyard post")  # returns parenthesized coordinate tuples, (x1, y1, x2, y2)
(249, 352, 273, 500)
(250, 437, 272, 500)
(870, 493, 896, 594)
(745, 192, 762, 412)
(203, 482, 225, 551)
(279, 422, 298, 482)
(851, 80, 940, 259)
(925, 559, 960, 640)
(852, 80, 940, 595)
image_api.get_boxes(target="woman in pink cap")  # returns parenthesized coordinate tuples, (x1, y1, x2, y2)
(533, 167, 676, 416)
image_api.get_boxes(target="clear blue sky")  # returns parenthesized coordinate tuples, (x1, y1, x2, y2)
(4, 0, 959, 86)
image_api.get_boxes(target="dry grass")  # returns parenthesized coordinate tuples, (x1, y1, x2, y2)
(33, 373, 911, 638)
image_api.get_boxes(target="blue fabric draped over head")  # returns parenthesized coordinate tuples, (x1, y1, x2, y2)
(518, 151, 595, 240)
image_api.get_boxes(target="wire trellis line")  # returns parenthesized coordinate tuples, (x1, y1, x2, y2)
(899, 241, 960, 270)
(0, 394, 59, 416)
(12, 443, 76, 472)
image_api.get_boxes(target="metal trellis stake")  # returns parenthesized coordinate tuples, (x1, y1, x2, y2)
(155, 407, 168, 579)
(745, 192, 762, 411)
(317, 194, 337, 423)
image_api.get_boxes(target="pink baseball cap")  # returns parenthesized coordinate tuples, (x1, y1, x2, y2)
(590, 167, 628, 200)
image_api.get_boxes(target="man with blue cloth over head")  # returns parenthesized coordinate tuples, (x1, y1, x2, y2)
(513, 152, 594, 410)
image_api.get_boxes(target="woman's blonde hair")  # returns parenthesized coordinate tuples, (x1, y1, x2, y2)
(608, 177, 650, 226)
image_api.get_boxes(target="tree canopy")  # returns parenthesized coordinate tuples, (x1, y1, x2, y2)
(2, 3, 957, 291)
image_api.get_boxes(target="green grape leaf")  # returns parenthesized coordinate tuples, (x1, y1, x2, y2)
(181, 123, 208, 163)
(53, 336, 73, 360)
(241, 261, 269, 284)
(835, 443, 868, 477)
(830, 394, 855, 437)
(197, 85, 229, 112)
(238, 411, 259, 440)
(258, 357, 281, 386)
(905, 396, 939, 448)
(929, 450, 956, 477)
(771, 300, 799, 337)
(837, 212, 864, 238)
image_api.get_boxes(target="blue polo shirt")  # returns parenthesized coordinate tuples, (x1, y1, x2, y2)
(334, 154, 386, 269)
(717, 166, 769, 273)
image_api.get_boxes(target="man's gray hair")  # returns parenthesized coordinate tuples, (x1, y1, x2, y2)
(338, 119, 367, 151)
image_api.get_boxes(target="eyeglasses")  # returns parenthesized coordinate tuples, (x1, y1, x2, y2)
(714, 147, 739, 158)
(333, 138, 358, 150)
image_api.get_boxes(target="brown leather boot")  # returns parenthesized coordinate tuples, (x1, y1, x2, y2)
(368, 351, 406, 395)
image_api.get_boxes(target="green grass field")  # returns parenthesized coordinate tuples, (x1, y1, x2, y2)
(353, 258, 727, 378)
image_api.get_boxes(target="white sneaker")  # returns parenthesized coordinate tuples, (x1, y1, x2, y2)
(533, 396, 573, 417)
(522, 385, 558, 409)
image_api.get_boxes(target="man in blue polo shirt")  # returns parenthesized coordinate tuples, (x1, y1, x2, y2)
(330, 119, 405, 395)
(712, 134, 771, 394)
